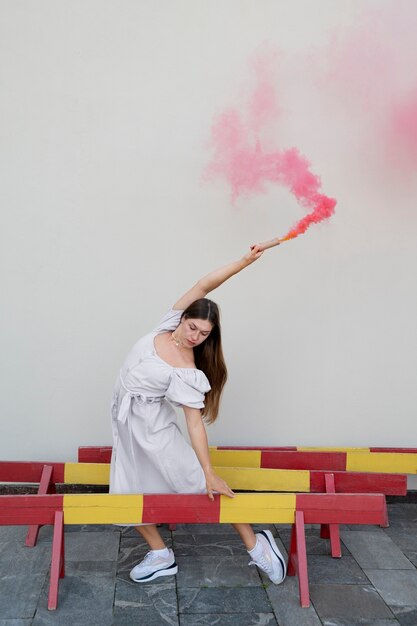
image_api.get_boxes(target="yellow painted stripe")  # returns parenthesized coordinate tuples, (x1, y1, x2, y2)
(298, 447, 370, 452)
(215, 467, 310, 492)
(64, 463, 110, 485)
(63, 494, 143, 524)
(219, 493, 296, 523)
(209, 449, 261, 468)
(347, 452, 417, 474)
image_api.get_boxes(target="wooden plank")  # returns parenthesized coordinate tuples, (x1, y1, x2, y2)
(309, 470, 407, 495)
(219, 493, 296, 524)
(217, 446, 298, 451)
(1, 492, 386, 526)
(143, 494, 220, 524)
(296, 493, 386, 525)
(347, 452, 417, 474)
(78, 447, 112, 463)
(215, 467, 310, 492)
(64, 463, 110, 485)
(26, 464, 55, 547)
(0, 495, 64, 525)
(298, 447, 369, 452)
(0, 461, 65, 483)
(209, 449, 261, 468)
(48, 511, 64, 611)
(261, 451, 347, 471)
(370, 447, 417, 453)
(63, 494, 143, 524)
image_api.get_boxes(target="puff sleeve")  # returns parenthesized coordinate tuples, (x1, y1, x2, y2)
(165, 369, 211, 409)
(153, 308, 183, 333)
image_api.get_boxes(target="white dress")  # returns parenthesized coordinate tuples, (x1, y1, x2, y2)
(109, 308, 210, 501)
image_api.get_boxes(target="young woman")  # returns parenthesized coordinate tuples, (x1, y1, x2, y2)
(109, 245, 286, 585)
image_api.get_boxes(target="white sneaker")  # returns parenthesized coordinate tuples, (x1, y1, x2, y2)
(129, 549, 178, 583)
(248, 530, 286, 584)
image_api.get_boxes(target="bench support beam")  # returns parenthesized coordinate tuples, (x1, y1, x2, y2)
(320, 473, 342, 558)
(25, 464, 56, 547)
(48, 510, 65, 611)
(288, 510, 310, 607)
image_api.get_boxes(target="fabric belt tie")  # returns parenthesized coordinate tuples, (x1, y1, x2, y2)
(116, 372, 164, 424)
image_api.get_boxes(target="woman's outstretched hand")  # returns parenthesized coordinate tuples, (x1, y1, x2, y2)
(205, 469, 235, 501)
(245, 244, 264, 264)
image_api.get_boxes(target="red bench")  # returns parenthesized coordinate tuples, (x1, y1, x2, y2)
(0, 490, 387, 610)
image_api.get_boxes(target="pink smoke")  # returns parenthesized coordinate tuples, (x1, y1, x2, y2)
(205, 54, 336, 242)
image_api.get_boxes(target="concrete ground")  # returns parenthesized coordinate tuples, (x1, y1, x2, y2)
(1, 502, 417, 626)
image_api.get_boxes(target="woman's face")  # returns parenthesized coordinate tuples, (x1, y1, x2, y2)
(179, 317, 213, 348)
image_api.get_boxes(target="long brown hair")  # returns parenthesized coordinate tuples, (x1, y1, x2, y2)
(182, 298, 227, 424)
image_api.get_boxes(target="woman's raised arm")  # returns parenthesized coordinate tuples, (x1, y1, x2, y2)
(173, 245, 264, 311)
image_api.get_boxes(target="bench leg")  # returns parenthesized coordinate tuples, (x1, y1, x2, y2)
(320, 473, 342, 558)
(26, 464, 56, 547)
(381, 497, 389, 528)
(288, 510, 310, 608)
(48, 510, 65, 611)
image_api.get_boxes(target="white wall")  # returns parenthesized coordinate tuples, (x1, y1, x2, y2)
(1, 0, 416, 464)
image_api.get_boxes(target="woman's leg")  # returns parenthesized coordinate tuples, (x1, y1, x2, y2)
(135, 524, 166, 550)
(232, 523, 257, 550)
(234, 523, 286, 585)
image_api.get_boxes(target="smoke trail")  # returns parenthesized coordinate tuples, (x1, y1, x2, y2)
(205, 52, 336, 242)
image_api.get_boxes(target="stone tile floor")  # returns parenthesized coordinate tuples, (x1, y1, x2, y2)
(1, 503, 417, 625)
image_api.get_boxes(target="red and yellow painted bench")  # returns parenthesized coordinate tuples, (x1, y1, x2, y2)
(78, 445, 417, 474)
(0, 491, 387, 610)
(0, 459, 401, 560)
(77, 444, 416, 558)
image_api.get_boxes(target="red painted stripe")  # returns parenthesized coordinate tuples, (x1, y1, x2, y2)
(0, 495, 64, 525)
(217, 446, 298, 451)
(78, 447, 112, 463)
(370, 448, 417, 453)
(142, 494, 221, 524)
(0, 462, 65, 483)
(296, 493, 386, 525)
(309, 471, 407, 495)
(261, 451, 347, 471)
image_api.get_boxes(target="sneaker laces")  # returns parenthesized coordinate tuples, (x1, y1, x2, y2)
(248, 553, 271, 574)
(142, 551, 158, 564)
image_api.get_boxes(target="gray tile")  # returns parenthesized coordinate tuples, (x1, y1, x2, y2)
(178, 587, 271, 614)
(113, 607, 179, 626)
(309, 584, 394, 620)
(65, 531, 120, 561)
(391, 606, 417, 625)
(173, 524, 236, 535)
(0, 621, 33, 626)
(34, 561, 116, 617)
(114, 577, 177, 615)
(322, 616, 399, 626)
(179, 614, 278, 625)
(265, 576, 322, 626)
(0, 544, 51, 619)
(364, 569, 417, 607)
(0, 541, 51, 569)
(404, 551, 417, 567)
(173, 534, 247, 557)
(279, 528, 349, 556)
(33, 610, 114, 626)
(346, 525, 386, 533)
(0, 526, 28, 542)
(0, 573, 48, 619)
(121, 524, 171, 539)
(385, 527, 417, 551)
(307, 555, 369, 584)
(341, 531, 415, 569)
(176, 555, 261, 587)
(387, 505, 417, 528)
